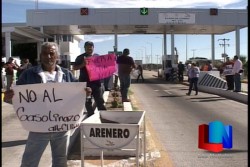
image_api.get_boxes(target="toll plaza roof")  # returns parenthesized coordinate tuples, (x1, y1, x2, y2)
(2, 23, 52, 43)
(25, 8, 247, 35)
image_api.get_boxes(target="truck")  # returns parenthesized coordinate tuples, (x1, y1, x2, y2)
(158, 47, 179, 80)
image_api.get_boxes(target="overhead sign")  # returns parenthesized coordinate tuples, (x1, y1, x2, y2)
(12, 82, 86, 132)
(140, 7, 148, 15)
(159, 13, 195, 24)
(80, 8, 89, 15)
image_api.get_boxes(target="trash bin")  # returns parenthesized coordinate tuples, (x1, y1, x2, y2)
(80, 110, 146, 167)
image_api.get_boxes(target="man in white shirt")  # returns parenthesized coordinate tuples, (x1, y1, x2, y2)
(232, 55, 243, 92)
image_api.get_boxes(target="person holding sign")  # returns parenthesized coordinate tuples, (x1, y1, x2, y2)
(5, 42, 79, 167)
(73, 41, 107, 117)
(222, 57, 234, 90)
(117, 48, 136, 102)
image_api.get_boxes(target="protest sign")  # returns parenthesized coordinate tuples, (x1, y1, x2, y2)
(86, 54, 116, 81)
(12, 82, 86, 132)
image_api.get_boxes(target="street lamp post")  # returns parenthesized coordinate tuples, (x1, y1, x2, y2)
(146, 42, 153, 70)
(218, 38, 230, 62)
(191, 49, 196, 59)
(156, 55, 159, 69)
(186, 34, 188, 61)
(156, 37, 163, 57)
(141, 46, 147, 65)
(138, 49, 143, 64)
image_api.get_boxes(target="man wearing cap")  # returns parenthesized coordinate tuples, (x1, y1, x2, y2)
(73, 41, 106, 117)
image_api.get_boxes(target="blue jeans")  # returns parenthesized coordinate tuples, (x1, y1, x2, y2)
(118, 74, 131, 100)
(21, 131, 70, 167)
(6, 75, 14, 91)
(234, 73, 241, 91)
(85, 83, 106, 117)
(104, 76, 112, 90)
(188, 77, 198, 94)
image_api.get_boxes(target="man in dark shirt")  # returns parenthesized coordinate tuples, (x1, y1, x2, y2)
(117, 48, 136, 102)
(73, 41, 106, 117)
(177, 61, 185, 82)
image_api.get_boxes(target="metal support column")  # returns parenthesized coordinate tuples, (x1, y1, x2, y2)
(171, 32, 175, 67)
(163, 33, 167, 56)
(211, 34, 215, 65)
(235, 26, 240, 57)
(5, 32, 12, 60)
(37, 42, 42, 62)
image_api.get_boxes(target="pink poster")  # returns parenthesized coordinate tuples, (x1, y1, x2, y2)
(85, 54, 117, 81)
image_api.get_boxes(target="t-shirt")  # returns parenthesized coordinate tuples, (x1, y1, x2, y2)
(5, 62, 16, 75)
(222, 61, 234, 75)
(44, 71, 57, 83)
(178, 64, 185, 72)
(117, 55, 135, 75)
(74, 53, 102, 87)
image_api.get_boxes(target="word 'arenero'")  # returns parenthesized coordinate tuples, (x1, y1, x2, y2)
(89, 128, 130, 138)
(17, 107, 80, 122)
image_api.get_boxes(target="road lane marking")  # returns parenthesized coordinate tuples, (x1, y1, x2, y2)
(164, 90, 172, 94)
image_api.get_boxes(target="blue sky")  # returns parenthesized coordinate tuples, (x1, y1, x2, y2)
(2, 0, 248, 63)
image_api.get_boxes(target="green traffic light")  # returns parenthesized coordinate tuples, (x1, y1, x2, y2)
(140, 8, 148, 15)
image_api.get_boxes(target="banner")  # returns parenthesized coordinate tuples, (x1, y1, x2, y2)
(86, 54, 116, 81)
(12, 82, 86, 132)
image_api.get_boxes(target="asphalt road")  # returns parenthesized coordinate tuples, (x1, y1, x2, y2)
(130, 70, 248, 167)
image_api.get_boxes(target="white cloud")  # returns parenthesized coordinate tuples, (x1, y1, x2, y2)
(83, 35, 129, 43)
(16, 0, 246, 9)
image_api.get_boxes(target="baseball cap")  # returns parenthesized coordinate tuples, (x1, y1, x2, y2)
(84, 41, 94, 47)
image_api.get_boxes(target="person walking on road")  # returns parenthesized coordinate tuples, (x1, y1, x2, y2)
(136, 64, 144, 83)
(186, 63, 200, 96)
(73, 41, 107, 117)
(117, 48, 136, 102)
(177, 61, 185, 82)
(5, 42, 80, 167)
(232, 55, 243, 92)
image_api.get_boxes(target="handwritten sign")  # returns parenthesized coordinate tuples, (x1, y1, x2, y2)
(86, 54, 116, 81)
(12, 82, 86, 132)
